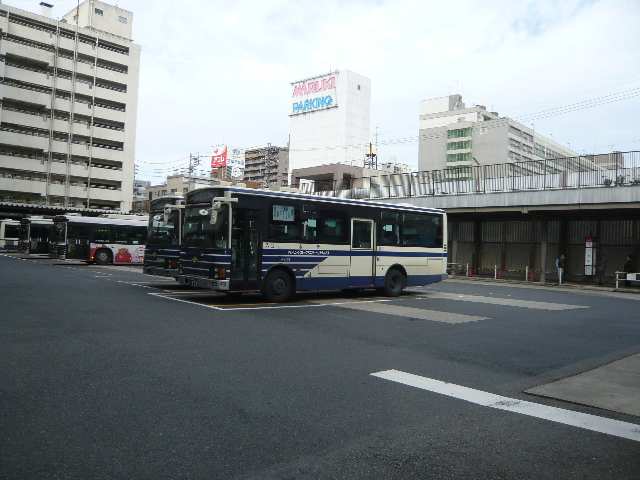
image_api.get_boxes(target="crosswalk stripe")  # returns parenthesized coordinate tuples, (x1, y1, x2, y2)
(336, 301, 486, 323)
(419, 292, 588, 311)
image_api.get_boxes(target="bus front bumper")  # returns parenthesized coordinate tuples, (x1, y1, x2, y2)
(178, 275, 230, 290)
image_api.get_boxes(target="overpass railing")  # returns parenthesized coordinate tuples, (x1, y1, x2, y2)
(289, 151, 640, 200)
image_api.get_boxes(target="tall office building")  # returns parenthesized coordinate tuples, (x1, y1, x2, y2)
(418, 95, 576, 171)
(0, 0, 140, 212)
(288, 70, 370, 174)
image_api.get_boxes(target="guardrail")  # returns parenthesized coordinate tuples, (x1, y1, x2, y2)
(447, 263, 538, 282)
(289, 151, 640, 200)
(615, 271, 640, 289)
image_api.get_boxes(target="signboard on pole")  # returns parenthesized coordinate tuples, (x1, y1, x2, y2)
(584, 236, 596, 276)
(211, 145, 228, 168)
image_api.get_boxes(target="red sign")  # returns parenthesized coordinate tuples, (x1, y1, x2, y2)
(211, 145, 228, 168)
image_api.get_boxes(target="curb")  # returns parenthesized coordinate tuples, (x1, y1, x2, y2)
(446, 275, 640, 295)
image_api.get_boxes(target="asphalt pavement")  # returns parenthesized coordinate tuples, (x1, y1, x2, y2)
(1, 254, 639, 479)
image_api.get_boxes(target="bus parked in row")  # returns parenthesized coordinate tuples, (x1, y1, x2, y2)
(178, 187, 446, 301)
(0, 219, 20, 251)
(19, 217, 53, 254)
(51, 215, 148, 265)
(143, 196, 184, 277)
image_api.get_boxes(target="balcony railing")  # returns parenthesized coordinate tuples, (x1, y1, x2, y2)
(288, 151, 640, 200)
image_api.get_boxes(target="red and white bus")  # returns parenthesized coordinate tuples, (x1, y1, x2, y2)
(51, 215, 148, 265)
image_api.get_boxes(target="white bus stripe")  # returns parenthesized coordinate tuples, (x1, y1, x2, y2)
(371, 370, 640, 442)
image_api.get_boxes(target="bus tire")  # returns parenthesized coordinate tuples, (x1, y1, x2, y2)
(262, 269, 294, 302)
(95, 249, 113, 265)
(383, 268, 406, 297)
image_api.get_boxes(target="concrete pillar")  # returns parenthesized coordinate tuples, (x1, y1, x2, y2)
(539, 220, 548, 283)
(559, 217, 569, 280)
(472, 219, 482, 275)
(500, 221, 508, 272)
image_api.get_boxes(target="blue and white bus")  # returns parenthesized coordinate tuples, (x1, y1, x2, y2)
(143, 196, 184, 277)
(178, 187, 446, 301)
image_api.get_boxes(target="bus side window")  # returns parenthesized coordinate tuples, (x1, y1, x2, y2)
(115, 226, 146, 245)
(379, 212, 400, 246)
(301, 217, 318, 243)
(319, 215, 347, 244)
(400, 213, 442, 247)
(94, 225, 112, 243)
(268, 204, 300, 242)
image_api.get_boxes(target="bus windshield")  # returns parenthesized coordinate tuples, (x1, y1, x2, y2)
(183, 205, 228, 249)
(147, 210, 179, 246)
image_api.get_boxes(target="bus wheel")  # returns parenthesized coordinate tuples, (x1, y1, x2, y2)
(95, 249, 113, 265)
(383, 268, 406, 297)
(263, 269, 294, 302)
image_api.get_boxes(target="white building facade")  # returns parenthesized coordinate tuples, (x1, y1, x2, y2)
(288, 70, 371, 175)
(0, 0, 140, 211)
(418, 95, 576, 172)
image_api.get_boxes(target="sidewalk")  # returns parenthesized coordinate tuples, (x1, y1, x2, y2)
(446, 274, 640, 296)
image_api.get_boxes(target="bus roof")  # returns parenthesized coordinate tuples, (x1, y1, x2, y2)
(187, 186, 444, 214)
(55, 215, 148, 227)
(21, 217, 53, 225)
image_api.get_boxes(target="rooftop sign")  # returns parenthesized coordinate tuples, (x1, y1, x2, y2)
(290, 73, 338, 116)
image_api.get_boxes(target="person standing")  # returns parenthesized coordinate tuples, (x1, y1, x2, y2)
(555, 254, 566, 285)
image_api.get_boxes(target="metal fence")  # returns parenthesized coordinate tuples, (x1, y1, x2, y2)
(289, 151, 640, 200)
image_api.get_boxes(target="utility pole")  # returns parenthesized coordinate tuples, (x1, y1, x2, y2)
(188, 153, 202, 177)
(364, 126, 379, 170)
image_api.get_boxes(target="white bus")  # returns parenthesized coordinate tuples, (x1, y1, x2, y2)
(18, 217, 53, 254)
(178, 187, 447, 301)
(0, 219, 20, 251)
(51, 215, 148, 265)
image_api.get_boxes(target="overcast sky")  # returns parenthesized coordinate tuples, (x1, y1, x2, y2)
(10, 0, 640, 182)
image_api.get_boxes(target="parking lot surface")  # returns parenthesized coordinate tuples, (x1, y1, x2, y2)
(1, 254, 639, 479)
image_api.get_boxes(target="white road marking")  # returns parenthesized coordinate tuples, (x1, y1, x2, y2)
(115, 280, 158, 289)
(371, 369, 640, 442)
(337, 302, 487, 323)
(419, 292, 588, 311)
(148, 292, 393, 311)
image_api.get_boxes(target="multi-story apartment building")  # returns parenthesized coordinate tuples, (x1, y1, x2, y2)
(243, 145, 289, 187)
(418, 95, 576, 171)
(0, 0, 140, 212)
(146, 175, 218, 201)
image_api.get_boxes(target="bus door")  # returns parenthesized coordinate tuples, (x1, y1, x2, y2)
(231, 209, 261, 290)
(349, 218, 375, 286)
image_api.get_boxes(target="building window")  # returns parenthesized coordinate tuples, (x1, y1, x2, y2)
(447, 128, 472, 139)
(95, 8, 104, 16)
(447, 152, 472, 163)
(118, 16, 128, 23)
(447, 140, 471, 151)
